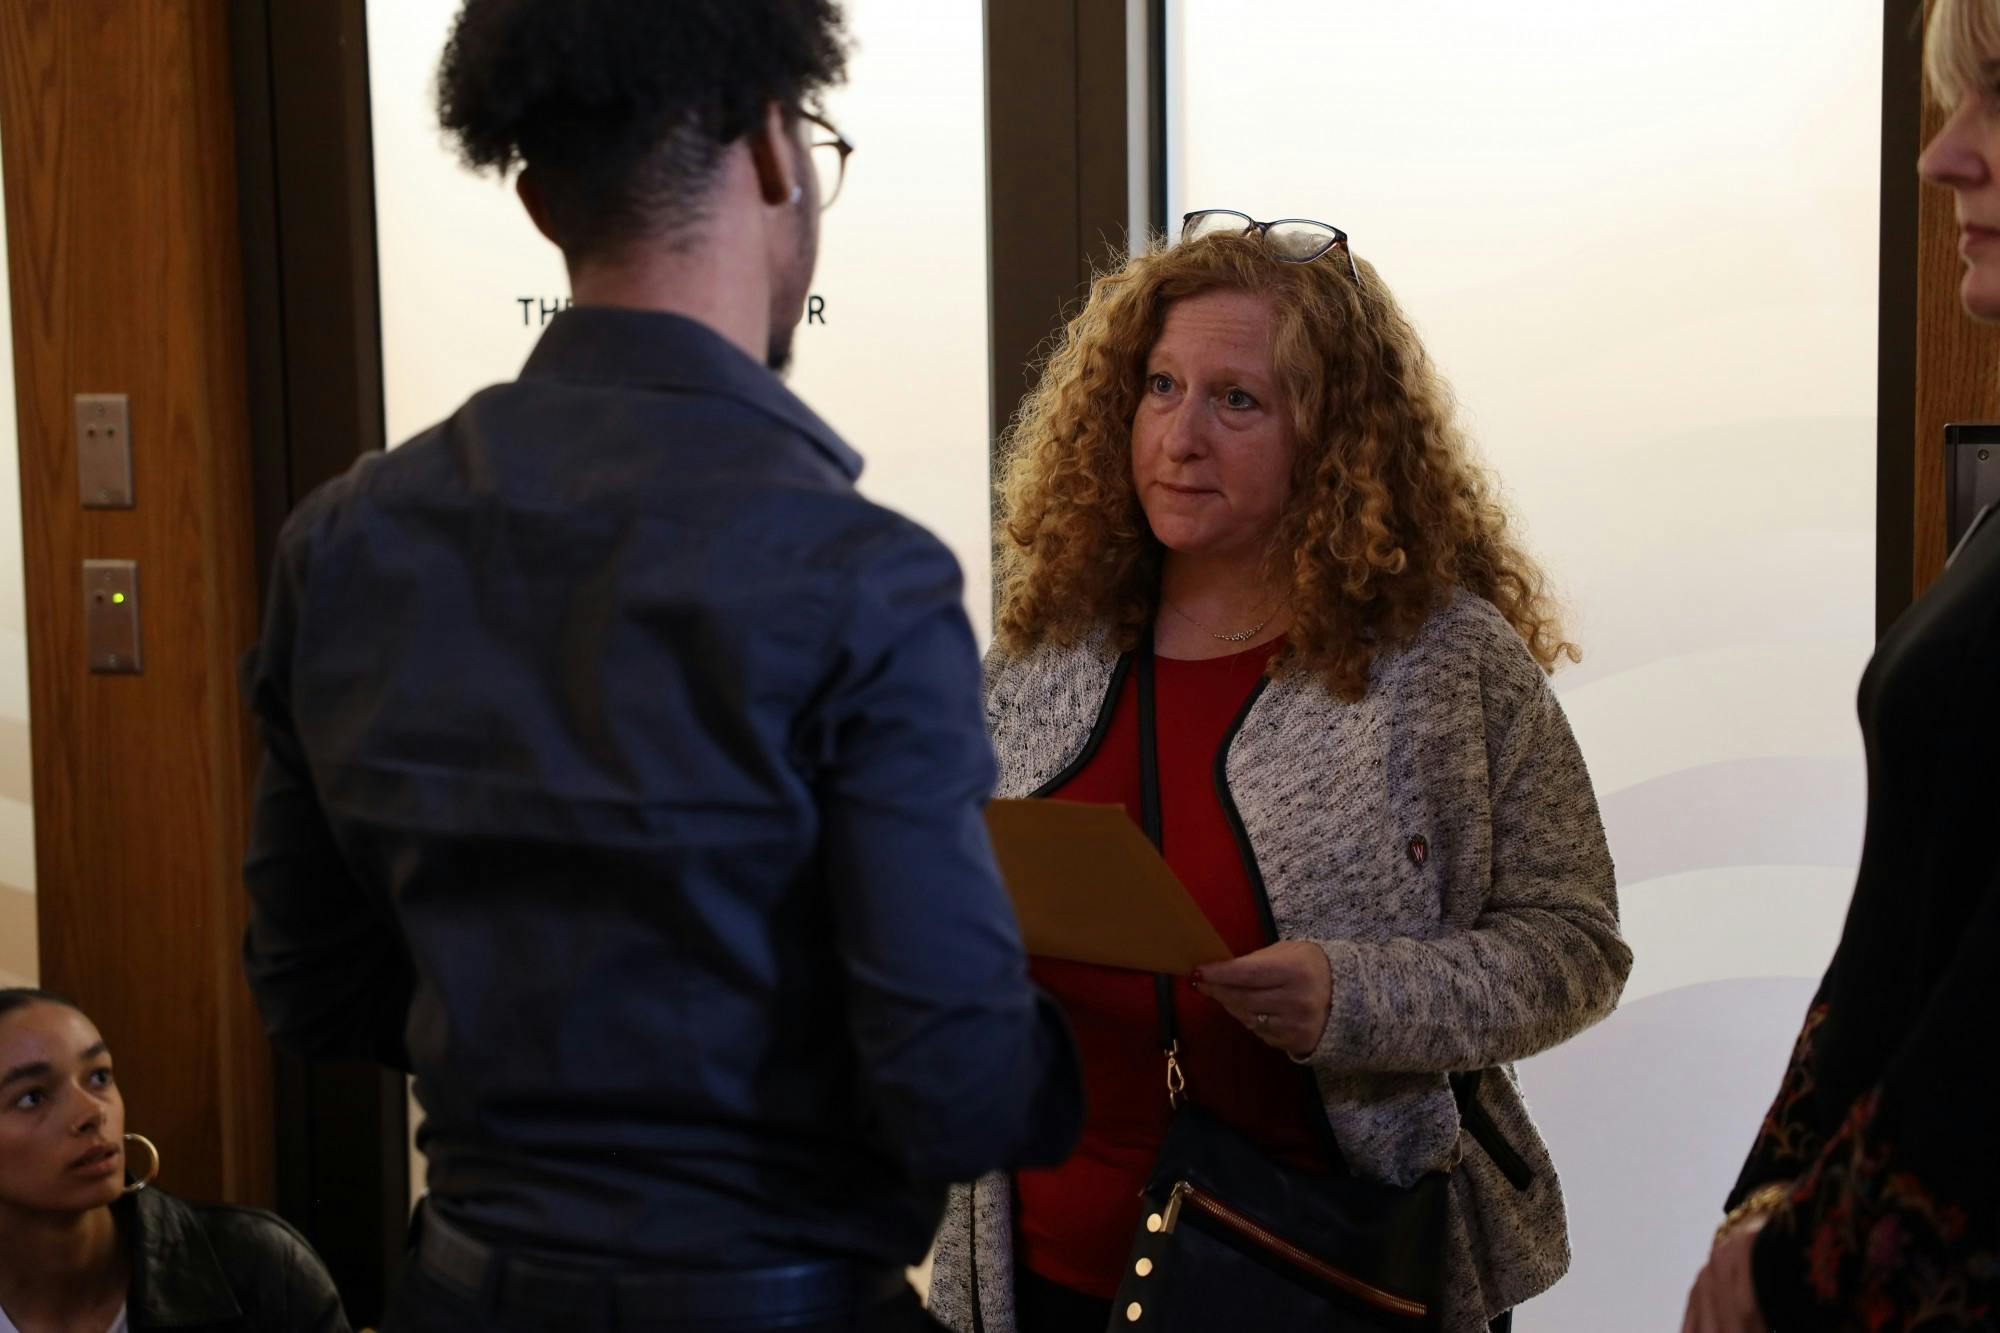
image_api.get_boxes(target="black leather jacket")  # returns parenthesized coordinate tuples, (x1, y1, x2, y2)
(120, 1188, 351, 1332)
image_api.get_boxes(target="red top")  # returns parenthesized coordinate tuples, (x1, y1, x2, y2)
(1015, 641, 1325, 1298)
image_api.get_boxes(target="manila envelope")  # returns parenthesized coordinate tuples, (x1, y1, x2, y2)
(983, 798, 1232, 974)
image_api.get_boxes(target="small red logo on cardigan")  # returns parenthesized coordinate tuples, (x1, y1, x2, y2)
(1407, 836, 1429, 867)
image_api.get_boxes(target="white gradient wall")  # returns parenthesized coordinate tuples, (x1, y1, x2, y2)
(1169, 2, 1878, 1327)
(367, 0, 994, 637)
(0, 128, 35, 989)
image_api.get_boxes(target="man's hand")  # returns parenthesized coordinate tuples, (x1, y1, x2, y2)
(1192, 941, 1332, 1058)
(1681, 1218, 1769, 1333)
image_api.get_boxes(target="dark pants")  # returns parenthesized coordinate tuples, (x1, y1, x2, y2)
(385, 1258, 946, 1333)
(1015, 1268, 1512, 1332)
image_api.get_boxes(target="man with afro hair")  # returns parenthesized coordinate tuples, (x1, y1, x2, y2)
(238, 4, 1083, 1329)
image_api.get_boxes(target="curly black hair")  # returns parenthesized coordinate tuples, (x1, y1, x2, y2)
(437, 0, 849, 259)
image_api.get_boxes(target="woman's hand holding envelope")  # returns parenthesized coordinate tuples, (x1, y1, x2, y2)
(1191, 941, 1332, 1058)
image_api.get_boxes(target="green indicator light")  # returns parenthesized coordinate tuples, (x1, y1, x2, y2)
(112, 593, 125, 604)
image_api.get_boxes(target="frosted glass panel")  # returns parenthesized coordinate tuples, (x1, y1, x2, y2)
(367, 0, 993, 638)
(0, 126, 35, 988)
(1170, 4, 1878, 1327)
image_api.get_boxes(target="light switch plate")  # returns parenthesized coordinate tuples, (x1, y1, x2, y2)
(83, 560, 141, 674)
(75, 393, 134, 509)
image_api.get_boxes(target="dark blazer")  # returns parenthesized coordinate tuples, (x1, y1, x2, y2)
(121, 1187, 349, 1333)
(1727, 507, 2000, 1327)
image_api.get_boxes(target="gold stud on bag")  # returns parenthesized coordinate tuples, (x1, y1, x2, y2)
(1110, 1149, 1442, 1331)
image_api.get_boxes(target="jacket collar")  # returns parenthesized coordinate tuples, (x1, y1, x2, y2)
(120, 1189, 243, 1327)
(519, 306, 864, 482)
(985, 628, 1125, 799)
(987, 626, 1325, 801)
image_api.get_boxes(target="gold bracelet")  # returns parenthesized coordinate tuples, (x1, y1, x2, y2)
(1715, 1181, 1793, 1247)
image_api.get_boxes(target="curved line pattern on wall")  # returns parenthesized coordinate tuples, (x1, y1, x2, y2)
(1597, 755, 1866, 884)
(1516, 976, 1824, 1331)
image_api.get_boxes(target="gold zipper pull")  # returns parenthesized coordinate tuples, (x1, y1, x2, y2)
(1160, 1181, 1192, 1234)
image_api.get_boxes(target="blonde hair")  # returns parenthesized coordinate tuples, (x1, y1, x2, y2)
(1927, 0, 2000, 105)
(993, 233, 1576, 702)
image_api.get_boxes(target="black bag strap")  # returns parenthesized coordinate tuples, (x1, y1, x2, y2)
(1136, 642, 1164, 850)
(1449, 1068, 1535, 1189)
(1135, 646, 1186, 1108)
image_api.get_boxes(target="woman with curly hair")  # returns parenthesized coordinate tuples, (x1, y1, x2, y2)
(926, 214, 1630, 1333)
(1683, 2, 2000, 1328)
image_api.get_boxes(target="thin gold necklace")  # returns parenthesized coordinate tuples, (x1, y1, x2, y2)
(1165, 598, 1276, 644)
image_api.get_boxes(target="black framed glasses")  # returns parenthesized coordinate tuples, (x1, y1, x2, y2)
(801, 109, 853, 212)
(1180, 209, 1359, 282)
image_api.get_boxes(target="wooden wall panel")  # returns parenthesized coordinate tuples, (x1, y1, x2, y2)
(985, 0, 1138, 448)
(1880, 0, 1921, 635)
(231, 4, 405, 1316)
(1914, 95, 2000, 594)
(0, 0, 271, 1206)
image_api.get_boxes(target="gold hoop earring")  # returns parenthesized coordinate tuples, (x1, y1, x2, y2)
(122, 1133, 160, 1194)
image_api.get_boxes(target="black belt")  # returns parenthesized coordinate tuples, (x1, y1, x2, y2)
(412, 1203, 911, 1326)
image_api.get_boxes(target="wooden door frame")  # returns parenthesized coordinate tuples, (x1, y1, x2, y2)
(0, 0, 273, 1230)
(1879, 0, 1923, 635)
(983, 0, 1164, 451)
(227, 2, 407, 1325)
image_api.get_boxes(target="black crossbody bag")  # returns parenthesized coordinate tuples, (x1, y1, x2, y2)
(1107, 646, 1450, 1332)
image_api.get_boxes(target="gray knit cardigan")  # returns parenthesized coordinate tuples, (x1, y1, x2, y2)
(927, 593, 1631, 1332)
